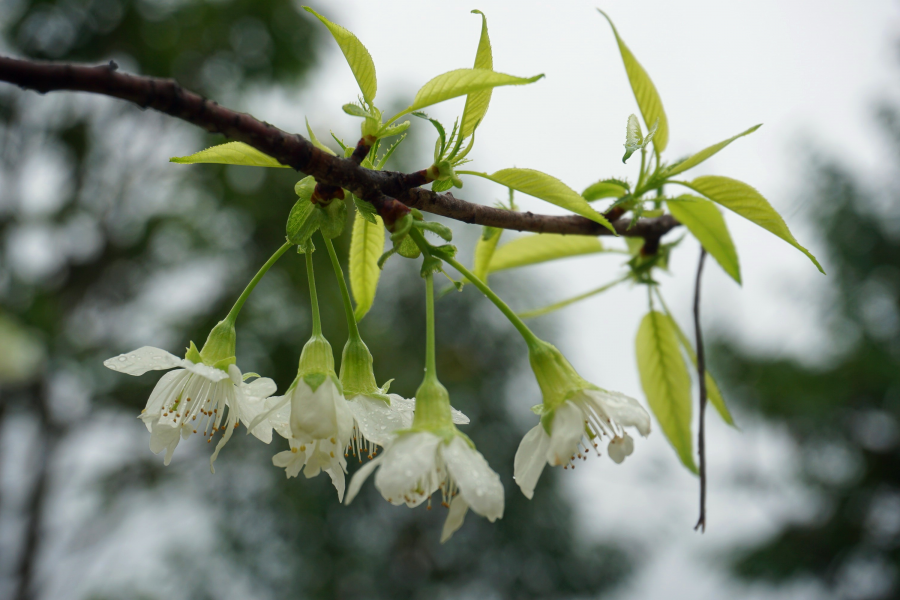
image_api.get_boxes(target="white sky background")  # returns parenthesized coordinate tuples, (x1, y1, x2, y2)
(252, 1, 900, 598)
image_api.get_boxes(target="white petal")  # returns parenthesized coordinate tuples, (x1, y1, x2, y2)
(513, 424, 551, 500)
(273, 448, 305, 478)
(105, 346, 184, 376)
(182, 361, 231, 382)
(209, 414, 236, 473)
(545, 401, 584, 466)
(450, 405, 470, 425)
(374, 432, 441, 504)
(582, 389, 651, 437)
(240, 396, 275, 443)
(290, 379, 339, 440)
(347, 395, 408, 446)
(440, 495, 469, 543)
(227, 363, 243, 385)
(142, 370, 189, 429)
(247, 394, 290, 435)
(243, 377, 277, 400)
(345, 456, 383, 504)
(608, 433, 635, 464)
(148, 422, 181, 465)
(388, 395, 416, 428)
(442, 436, 504, 521)
(327, 466, 346, 502)
(334, 395, 356, 447)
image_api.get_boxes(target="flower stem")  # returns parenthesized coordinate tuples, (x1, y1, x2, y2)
(224, 241, 292, 325)
(424, 272, 437, 379)
(443, 255, 541, 348)
(322, 235, 361, 341)
(306, 250, 322, 336)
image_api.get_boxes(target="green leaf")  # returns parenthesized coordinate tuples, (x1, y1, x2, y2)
(304, 7, 377, 104)
(473, 226, 502, 283)
(681, 176, 824, 273)
(488, 233, 606, 273)
(462, 168, 615, 233)
(664, 124, 762, 177)
(460, 10, 493, 139)
(319, 198, 347, 240)
(599, 10, 669, 153)
(170, 142, 289, 168)
(349, 211, 385, 321)
(582, 180, 628, 202)
(662, 310, 735, 427)
(635, 311, 697, 472)
(352, 195, 378, 224)
(342, 103, 368, 118)
(399, 69, 543, 117)
(666, 195, 741, 283)
(306, 118, 336, 156)
(623, 113, 643, 163)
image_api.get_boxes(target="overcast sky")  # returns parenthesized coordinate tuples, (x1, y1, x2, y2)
(248, 2, 900, 597)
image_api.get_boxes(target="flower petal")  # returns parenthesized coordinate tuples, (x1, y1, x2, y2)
(440, 495, 469, 543)
(141, 370, 189, 429)
(450, 405, 470, 425)
(244, 377, 277, 400)
(346, 455, 382, 505)
(290, 379, 340, 440)
(326, 466, 346, 502)
(182, 360, 232, 382)
(514, 424, 551, 499)
(347, 394, 409, 446)
(104, 346, 183, 376)
(442, 436, 504, 521)
(148, 422, 181, 465)
(545, 400, 584, 466)
(608, 433, 635, 464)
(273, 448, 306, 478)
(583, 389, 651, 437)
(374, 432, 441, 504)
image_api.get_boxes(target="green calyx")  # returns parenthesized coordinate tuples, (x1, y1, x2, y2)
(340, 337, 388, 400)
(192, 319, 237, 371)
(528, 338, 594, 416)
(297, 333, 336, 380)
(411, 375, 454, 430)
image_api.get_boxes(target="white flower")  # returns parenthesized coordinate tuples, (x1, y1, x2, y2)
(104, 346, 280, 472)
(345, 430, 504, 542)
(514, 388, 651, 499)
(345, 393, 470, 460)
(265, 375, 354, 500)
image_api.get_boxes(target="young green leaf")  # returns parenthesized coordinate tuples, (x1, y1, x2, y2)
(582, 179, 629, 201)
(488, 233, 607, 273)
(665, 195, 741, 284)
(170, 142, 289, 168)
(519, 275, 628, 319)
(304, 7, 377, 104)
(306, 118, 336, 156)
(664, 124, 762, 177)
(395, 69, 543, 119)
(661, 308, 735, 427)
(635, 311, 697, 473)
(623, 113, 643, 163)
(473, 226, 502, 283)
(462, 168, 615, 233)
(598, 10, 669, 153)
(349, 211, 385, 321)
(460, 10, 493, 140)
(680, 176, 824, 273)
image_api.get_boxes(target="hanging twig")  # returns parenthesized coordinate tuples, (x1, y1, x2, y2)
(693, 248, 708, 533)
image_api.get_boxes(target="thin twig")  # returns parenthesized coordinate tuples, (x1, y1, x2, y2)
(693, 248, 708, 533)
(0, 56, 681, 239)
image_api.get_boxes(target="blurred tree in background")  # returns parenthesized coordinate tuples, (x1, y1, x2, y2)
(721, 99, 900, 599)
(0, 2, 631, 599)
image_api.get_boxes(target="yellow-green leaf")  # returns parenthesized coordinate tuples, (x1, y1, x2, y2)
(666, 195, 741, 283)
(519, 275, 628, 320)
(349, 212, 385, 321)
(463, 168, 615, 233)
(473, 227, 502, 283)
(664, 124, 762, 177)
(663, 311, 735, 427)
(304, 7, 377, 104)
(682, 176, 824, 273)
(582, 180, 628, 202)
(170, 142, 289, 168)
(460, 10, 493, 139)
(401, 69, 543, 117)
(599, 10, 669, 153)
(488, 233, 606, 273)
(635, 311, 696, 473)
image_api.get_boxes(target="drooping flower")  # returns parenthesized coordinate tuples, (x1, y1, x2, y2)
(104, 320, 283, 472)
(513, 339, 651, 499)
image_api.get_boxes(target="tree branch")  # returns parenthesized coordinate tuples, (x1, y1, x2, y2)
(0, 56, 681, 239)
(693, 248, 708, 533)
